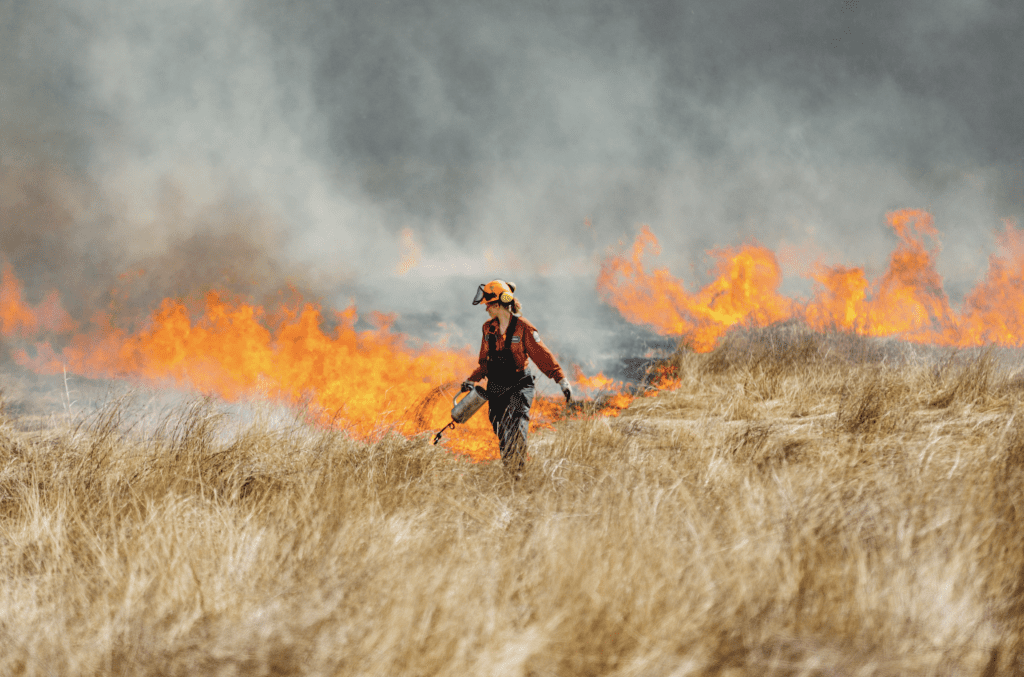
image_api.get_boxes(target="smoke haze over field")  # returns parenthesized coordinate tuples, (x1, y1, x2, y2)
(2, 0, 1023, 369)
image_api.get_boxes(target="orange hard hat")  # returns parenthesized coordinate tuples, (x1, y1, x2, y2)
(472, 280, 515, 306)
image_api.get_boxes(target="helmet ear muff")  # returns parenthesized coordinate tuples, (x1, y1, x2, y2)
(499, 291, 514, 304)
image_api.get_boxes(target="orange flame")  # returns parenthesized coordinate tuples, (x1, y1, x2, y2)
(17, 204, 1024, 459)
(0, 264, 641, 461)
(950, 221, 1024, 347)
(0, 262, 77, 337)
(597, 225, 792, 351)
(599, 209, 1024, 351)
(10, 291, 484, 453)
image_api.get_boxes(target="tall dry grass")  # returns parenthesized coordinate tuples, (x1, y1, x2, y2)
(2, 326, 1024, 675)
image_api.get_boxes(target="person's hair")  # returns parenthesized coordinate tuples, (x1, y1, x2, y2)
(503, 281, 522, 315)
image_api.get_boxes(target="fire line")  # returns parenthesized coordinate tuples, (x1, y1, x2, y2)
(3, 208, 1019, 460)
(599, 209, 1024, 352)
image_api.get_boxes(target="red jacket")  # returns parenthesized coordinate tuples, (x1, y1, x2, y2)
(468, 316, 566, 383)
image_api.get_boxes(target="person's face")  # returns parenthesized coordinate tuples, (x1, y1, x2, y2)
(486, 302, 499, 318)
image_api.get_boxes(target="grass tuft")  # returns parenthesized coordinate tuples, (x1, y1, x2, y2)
(0, 327, 1023, 675)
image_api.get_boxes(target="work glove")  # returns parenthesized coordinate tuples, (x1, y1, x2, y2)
(460, 380, 474, 393)
(558, 378, 572, 403)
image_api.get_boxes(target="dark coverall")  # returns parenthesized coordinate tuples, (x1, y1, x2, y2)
(467, 315, 566, 471)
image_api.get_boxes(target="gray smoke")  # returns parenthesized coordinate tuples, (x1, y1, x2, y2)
(2, 0, 1022, 375)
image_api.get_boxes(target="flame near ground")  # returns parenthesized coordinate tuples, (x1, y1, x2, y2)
(2, 207, 1023, 461)
(0, 265, 642, 461)
(600, 209, 1024, 352)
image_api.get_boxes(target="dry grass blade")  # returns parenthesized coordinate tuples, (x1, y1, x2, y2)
(836, 366, 914, 436)
(0, 327, 1022, 675)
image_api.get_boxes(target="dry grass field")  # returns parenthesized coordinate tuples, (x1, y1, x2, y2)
(2, 325, 1024, 676)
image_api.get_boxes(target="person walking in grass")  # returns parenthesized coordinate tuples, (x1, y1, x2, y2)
(461, 280, 572, 475)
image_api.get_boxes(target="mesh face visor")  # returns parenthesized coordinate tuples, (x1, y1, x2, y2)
(472, 284, 498, 305)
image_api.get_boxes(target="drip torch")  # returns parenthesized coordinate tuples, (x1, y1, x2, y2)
(432, 385, 488, 445)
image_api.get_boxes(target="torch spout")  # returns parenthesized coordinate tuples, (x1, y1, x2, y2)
(432, 420, 457, 445)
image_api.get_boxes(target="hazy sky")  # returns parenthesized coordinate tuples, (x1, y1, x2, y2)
(2, 0, 1022, 364)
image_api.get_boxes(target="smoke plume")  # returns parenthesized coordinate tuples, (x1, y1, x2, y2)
(2, 0, 1022, 371)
